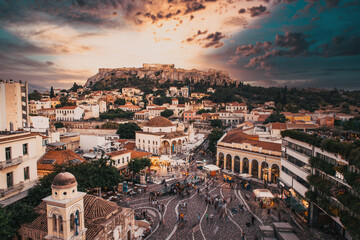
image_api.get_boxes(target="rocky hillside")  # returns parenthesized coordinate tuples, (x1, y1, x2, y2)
(85, 64, 236, 89)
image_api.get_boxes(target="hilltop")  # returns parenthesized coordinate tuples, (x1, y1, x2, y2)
(85, 63, 236, 90)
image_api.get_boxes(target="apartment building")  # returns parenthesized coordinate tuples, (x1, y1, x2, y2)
(0, 80, 29, 131)
(280, 132, 355, 239)
(0, 132, 46, 206)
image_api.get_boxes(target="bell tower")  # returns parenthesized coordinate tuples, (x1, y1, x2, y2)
(43, 172, 87, 240)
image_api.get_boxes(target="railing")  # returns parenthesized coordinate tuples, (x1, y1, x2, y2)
(0, 156, 24, 169)
(0, 182, 25, 197)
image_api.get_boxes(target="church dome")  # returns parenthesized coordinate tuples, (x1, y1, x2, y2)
(52, 172, 77, 189)
(144, 116, 174, 127)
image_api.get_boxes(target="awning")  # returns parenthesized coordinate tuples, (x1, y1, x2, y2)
(253, 189, 275, 199)
(83, 153, 97, 159)
(239, 173, 252, 178)
(203, 164, 221, 171)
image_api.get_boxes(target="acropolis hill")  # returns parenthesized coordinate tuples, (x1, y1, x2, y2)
(85, 64, 236, 88)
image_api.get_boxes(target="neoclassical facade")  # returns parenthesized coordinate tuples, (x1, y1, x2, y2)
(136, 116, 188, 155)
(216, 129, 281, 183)
(19, 172, 135, 240)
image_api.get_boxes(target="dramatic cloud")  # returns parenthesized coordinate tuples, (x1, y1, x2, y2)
(1, 0, 359, 89)
(231, 32, 311, 69)
(184, 31, 225, 48)
(319, 34, 360, 57)
(248, 5, 268, 17)
(203, 32, 226, 48)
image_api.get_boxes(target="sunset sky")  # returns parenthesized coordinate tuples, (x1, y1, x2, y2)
(0, 0, 359, 89)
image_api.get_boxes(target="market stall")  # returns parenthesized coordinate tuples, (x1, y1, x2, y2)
(253, 189, 275, 208)
(203, 164, 220, 176)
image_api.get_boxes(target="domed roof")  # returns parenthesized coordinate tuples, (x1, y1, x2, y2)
(52, 172, 77, 189)
(144, 116, 174, 127)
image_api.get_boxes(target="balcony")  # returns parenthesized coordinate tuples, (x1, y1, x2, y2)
(0, 156, 24, 169)
(0, 182, 25, 198)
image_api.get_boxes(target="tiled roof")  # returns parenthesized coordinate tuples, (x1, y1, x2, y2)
(144, 116, 174, 127)
(38, 149, 85, 171)
(269, 122, 287, 130)
(130, 151, 151, 159)
(151, 107, 167, 110)
(84, 194, 119, 220)
(107, 150, 131, 157)
(123, 142, 136, 150)
(220, 130, 281, 152)
(58, 106, 77, 109)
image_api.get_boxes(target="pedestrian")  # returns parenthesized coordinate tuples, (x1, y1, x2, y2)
(197, 212, 201, 224)
(251, 215, 255, 225)
(210, 214, 214, 221)
(241, 231, 245, 240)
(206, 213, 209, 222)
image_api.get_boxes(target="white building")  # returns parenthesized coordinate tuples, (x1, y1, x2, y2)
(30, 116, 50, 130)
(0, 132, 46, 206)
(79, 104, 100, 119)
(56, 106, 84, 121)
(80, 134, 119, 152)
(122, 87, 142, 96)
(136, 116, 188, 155)
(34, 99, 51, 110)
(107, 150, 131, 170)
(0, 80, 29, 131)
(225, 102, 247, 112)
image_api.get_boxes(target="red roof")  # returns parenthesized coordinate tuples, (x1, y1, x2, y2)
(58, 106, 77, 109)
(107, 150, 131, 157)
(130, 151, 151, 159)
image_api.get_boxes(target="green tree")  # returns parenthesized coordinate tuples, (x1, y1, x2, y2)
(101, 121, 119, 129)
(0, 208, 13, 239)
(54, 122, 64, 129)
(161, 109, 174, 118)
(59, 96, 75, 107)
(70, 82, 81, 92)
(28, 90, 42, 100)
(128, 158, 151, 177)
(264, 112, 286, 124)
(207, 128, 224, 155)
(50, 86, 55, 98)
(210, 119, 223, 128)
(116, 122, 141, 139)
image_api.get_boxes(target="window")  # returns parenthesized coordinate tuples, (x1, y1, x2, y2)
(5, 147, 11, 161)
(23, 143, 28, 155)
(24, 166, 30, 180)
(122, 158, 124, 164)
(7, 172, 14, 188)
(70, 214, 75, 231)
(53, 215, 57, 231)
(58, 216, 63, 232)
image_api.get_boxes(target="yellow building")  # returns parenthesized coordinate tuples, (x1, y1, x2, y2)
(216, 129, 281, 182)
(282, 112, 311, 123)
(50, 98, 61, 108)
